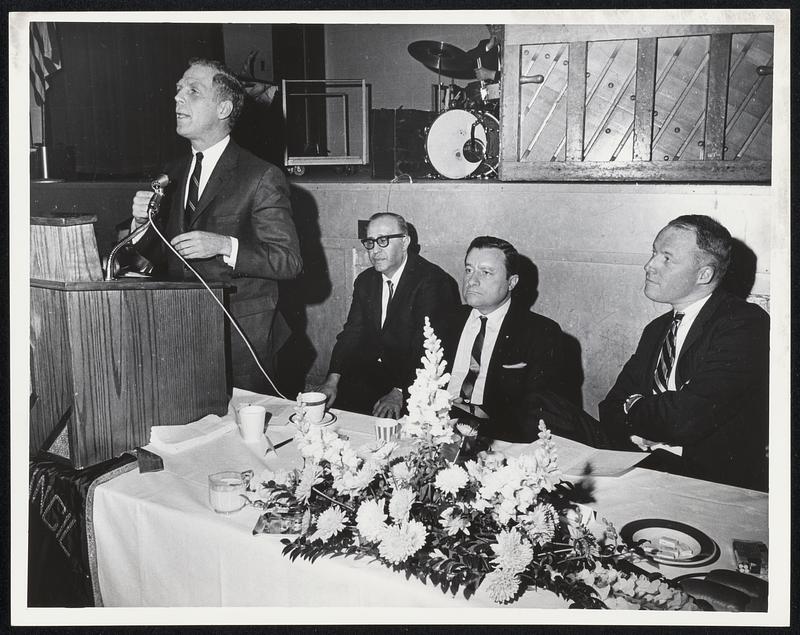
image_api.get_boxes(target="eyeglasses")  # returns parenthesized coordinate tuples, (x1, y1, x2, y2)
(361, 233, 406, 250)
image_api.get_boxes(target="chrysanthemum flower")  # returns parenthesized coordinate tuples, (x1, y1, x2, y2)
(521, 502, 557, 546)
(388, 488, 415, 522)
(377, 520, 427, 564)
(308, 506, 348, 542)
(439, 507, 470, 536)
(355, 498, 387, 542)
(295, 464, 323, 502)
(390, 461, 412, 484)
(490, 529, 534, 574)
(434, 465, 468, 496)
(481, 567, 521, 604)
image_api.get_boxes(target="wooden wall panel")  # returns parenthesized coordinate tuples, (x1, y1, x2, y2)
(501, 25, 773, 182)
(29, 287, 73, 453)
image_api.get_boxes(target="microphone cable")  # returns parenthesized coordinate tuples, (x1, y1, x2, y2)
(143, 190, 290, 401)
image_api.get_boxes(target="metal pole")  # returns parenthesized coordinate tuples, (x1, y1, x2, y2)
(40, 95, 49, 179)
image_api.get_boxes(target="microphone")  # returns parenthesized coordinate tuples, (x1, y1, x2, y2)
(104, 174, 171, 281)
(151, 173, 170, 190)
(146, 174, 171, 218)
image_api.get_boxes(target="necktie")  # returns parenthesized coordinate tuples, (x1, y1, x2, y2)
(460, 316, 488, 404)
(653, 312, 684, 394)
(381, 280, 394, 327)
(185, 152, 203, 225)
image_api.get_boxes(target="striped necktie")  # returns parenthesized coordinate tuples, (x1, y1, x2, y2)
(460, 315, 488, 404)
(653, 312, 684, 394)
(185, 152, 203, 225)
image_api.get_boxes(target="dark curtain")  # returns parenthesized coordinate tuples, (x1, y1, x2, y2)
(47, 23, 224, 179)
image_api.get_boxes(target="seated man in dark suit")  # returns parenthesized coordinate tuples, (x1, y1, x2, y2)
(599, 215, 769, 491)
(316, 212, 460, 418)
(441, 236, 603, 445)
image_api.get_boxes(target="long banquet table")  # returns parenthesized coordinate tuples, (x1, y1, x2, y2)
(88, 390, 768, 608)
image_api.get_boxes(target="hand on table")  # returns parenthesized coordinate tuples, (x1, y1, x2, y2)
(630, 434, 655, 451)
(313, 374, 340, 409)
(373, 388, 403, 419)
(170, 231, 231, 260)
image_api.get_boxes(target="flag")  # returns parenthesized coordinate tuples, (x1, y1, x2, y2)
(30, 22, 61, 107)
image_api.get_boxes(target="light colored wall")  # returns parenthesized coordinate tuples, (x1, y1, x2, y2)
(290, 180, 772, 418)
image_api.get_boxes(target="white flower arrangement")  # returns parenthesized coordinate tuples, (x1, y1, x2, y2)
(260, 319, 700, 610)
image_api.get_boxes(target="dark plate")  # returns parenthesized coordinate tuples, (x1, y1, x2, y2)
(620, 518, 720, 568)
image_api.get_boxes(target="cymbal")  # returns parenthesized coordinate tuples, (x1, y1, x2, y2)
(408, 40, 475, 80)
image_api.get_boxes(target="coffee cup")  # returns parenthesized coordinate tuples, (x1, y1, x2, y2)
(238, 404, 267, 443)
(299, 391, 327, 424)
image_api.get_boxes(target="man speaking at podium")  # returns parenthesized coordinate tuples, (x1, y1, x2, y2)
(129, 58, 302, 393)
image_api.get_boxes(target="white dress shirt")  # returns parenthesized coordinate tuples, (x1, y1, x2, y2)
(381, 255, 407, 327)
(447, 297, 512, 405)
(185, 136, 238, 268)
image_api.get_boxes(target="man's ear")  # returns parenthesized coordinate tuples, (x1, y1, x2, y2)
(508, 274, 519, 292)
(697, 264, 716, 285)
(217, 99, 233, 121)
(401, 234, 411, 252)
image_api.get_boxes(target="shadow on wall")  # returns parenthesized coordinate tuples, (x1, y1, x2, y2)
(276, 186, 332, 395)
(517, 254, 585, 410)
(722, 237, 758, 299)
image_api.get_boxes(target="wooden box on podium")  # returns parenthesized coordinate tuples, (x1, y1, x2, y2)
(30, 215, 229, 468)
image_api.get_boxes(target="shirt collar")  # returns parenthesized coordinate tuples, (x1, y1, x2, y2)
(192, 135, 230, 165)
(469, 296, 512, 327)
(382, 254, 408, 287)
(676, 292, 712, 321)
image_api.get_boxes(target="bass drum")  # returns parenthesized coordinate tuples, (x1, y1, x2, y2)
(426, 109, 499, 179)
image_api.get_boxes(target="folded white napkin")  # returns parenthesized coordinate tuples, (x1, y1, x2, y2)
(150, 414, 236, 454)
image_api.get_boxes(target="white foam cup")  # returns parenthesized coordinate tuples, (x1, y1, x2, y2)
(238, 404, 267, 442)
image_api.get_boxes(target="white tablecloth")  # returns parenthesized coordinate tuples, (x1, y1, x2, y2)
(90, 391, 768, 608)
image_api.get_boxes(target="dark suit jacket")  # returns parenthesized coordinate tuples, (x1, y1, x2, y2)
(328, 253, 459, 410)
(150, 140, 302, 391)
(598, 288, 770, 490)
(441, 301, 602, 445)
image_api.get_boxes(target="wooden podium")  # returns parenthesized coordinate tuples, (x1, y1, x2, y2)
(30, 215, 229, 468)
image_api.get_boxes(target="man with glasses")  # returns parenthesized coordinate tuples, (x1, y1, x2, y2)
(315, 212, 459, 418)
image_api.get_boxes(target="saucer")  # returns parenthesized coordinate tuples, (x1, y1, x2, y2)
(289, 411, 337, 427)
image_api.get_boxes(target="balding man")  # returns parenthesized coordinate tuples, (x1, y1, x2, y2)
(317, 212, 459, 418)
(128, 58, 302, 392)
